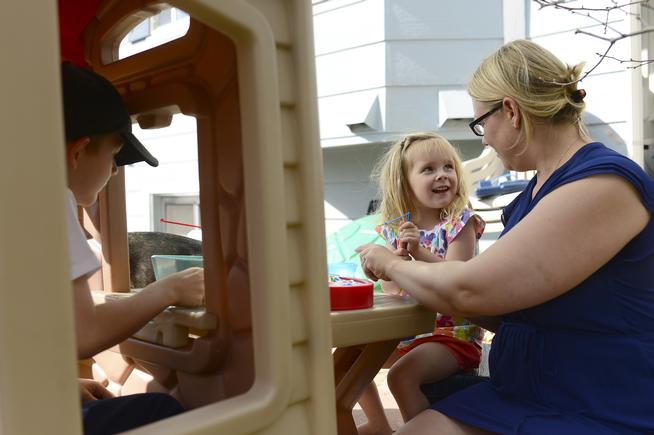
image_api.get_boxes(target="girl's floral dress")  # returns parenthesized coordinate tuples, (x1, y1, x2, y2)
(377, 207, 486, 352)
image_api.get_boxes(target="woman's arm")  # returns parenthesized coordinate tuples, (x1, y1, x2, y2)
(359, 174, 650, 317)
(447, 219, 503, 329)
(380, 279, 403, 295)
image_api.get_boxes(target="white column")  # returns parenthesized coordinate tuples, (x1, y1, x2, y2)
(631, 1, 648, 167)
(503, 0, 526, 43)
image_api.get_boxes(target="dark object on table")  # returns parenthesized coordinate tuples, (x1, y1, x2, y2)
(128, 232, 202, 288)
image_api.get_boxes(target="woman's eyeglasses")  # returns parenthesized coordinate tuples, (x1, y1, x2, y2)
(469, 104, 501, 137)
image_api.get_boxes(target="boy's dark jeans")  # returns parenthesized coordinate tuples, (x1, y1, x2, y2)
(82, 392, 183, 435)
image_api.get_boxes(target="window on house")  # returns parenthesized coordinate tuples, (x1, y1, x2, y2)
(119, 6, 190, 60)
(152, 8, 172, 29)
(152, 194, 201, 240)
(127, 20, 150, 43)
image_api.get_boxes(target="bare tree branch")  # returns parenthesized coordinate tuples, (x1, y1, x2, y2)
(534, 0, 644, 14)
(533, 0, 654, 84)
(603, 53, 654, 67)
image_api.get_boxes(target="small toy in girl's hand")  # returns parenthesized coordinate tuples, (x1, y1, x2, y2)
(328, 275, 374, 310)
(376, 211, 411, 245)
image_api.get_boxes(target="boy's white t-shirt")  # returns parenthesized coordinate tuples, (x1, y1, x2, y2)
(66, 188, 101, 280)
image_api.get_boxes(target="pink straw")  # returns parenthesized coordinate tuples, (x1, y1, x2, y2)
(160, 218, 203, 229)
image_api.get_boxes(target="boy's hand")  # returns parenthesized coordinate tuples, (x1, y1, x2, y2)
(79, 378, 114, 401)
(397, 222, 420, 254)
(162, 267, 205, 307)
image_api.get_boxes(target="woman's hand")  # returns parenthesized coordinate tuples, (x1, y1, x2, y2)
(79, 378, 114, 401)
(356, 243, 404, 281)
(160, 267, 205, 307)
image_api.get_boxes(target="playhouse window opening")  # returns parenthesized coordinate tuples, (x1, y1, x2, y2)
(118, 5, 190, 60)
(123, 113, 201, 290)
(124, 113, 200, 237)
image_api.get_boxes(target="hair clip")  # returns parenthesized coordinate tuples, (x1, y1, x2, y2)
(399, 137, 409, 151)
(571, 88, 586, 103)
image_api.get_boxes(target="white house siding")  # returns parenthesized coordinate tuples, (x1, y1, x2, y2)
(124, 114, 199, 233)
(322, 143, 381, 235)
(315, 0, 504, 234)
(122, 1, 645, 238)
(314, 0, 387, 147)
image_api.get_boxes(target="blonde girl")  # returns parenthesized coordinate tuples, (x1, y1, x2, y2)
(357, 132, 485, 435)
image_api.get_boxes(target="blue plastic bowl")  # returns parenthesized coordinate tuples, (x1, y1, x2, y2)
(151, 255, 203, 280)
(328, 262, 358, 277)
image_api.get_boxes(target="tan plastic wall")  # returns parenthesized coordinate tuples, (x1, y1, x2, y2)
(145, 3, 337, 432)
(0, 2, 84, 435)
(83, 0, 260, 404)
(0, 0, 337, 434)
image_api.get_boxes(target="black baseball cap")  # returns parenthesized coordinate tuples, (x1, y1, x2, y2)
(61, 62, 158, 167)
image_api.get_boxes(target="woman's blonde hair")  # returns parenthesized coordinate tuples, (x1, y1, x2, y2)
(373, 132, 469, 224)
(467, 39, 587, 141)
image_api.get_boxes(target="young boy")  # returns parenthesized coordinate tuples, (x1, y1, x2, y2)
(61, 62, 205, 432)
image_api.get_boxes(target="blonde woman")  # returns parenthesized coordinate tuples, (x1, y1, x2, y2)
(358, 40, 654, 434)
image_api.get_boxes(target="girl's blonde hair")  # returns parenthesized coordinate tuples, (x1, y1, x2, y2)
(467, 39, 587, 141)
(373, 132, 469, 224)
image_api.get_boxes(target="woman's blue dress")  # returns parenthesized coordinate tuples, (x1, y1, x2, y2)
(433, 143, 654, 434)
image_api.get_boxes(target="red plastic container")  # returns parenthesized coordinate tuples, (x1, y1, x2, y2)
(329, 276, 374, 311)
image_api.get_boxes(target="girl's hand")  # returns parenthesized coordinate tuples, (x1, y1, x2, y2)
(398, 222, 420, 255)
(79, 378, 114, 401)
(392, 247, 412, 260)
(356, 243, 402, 281)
